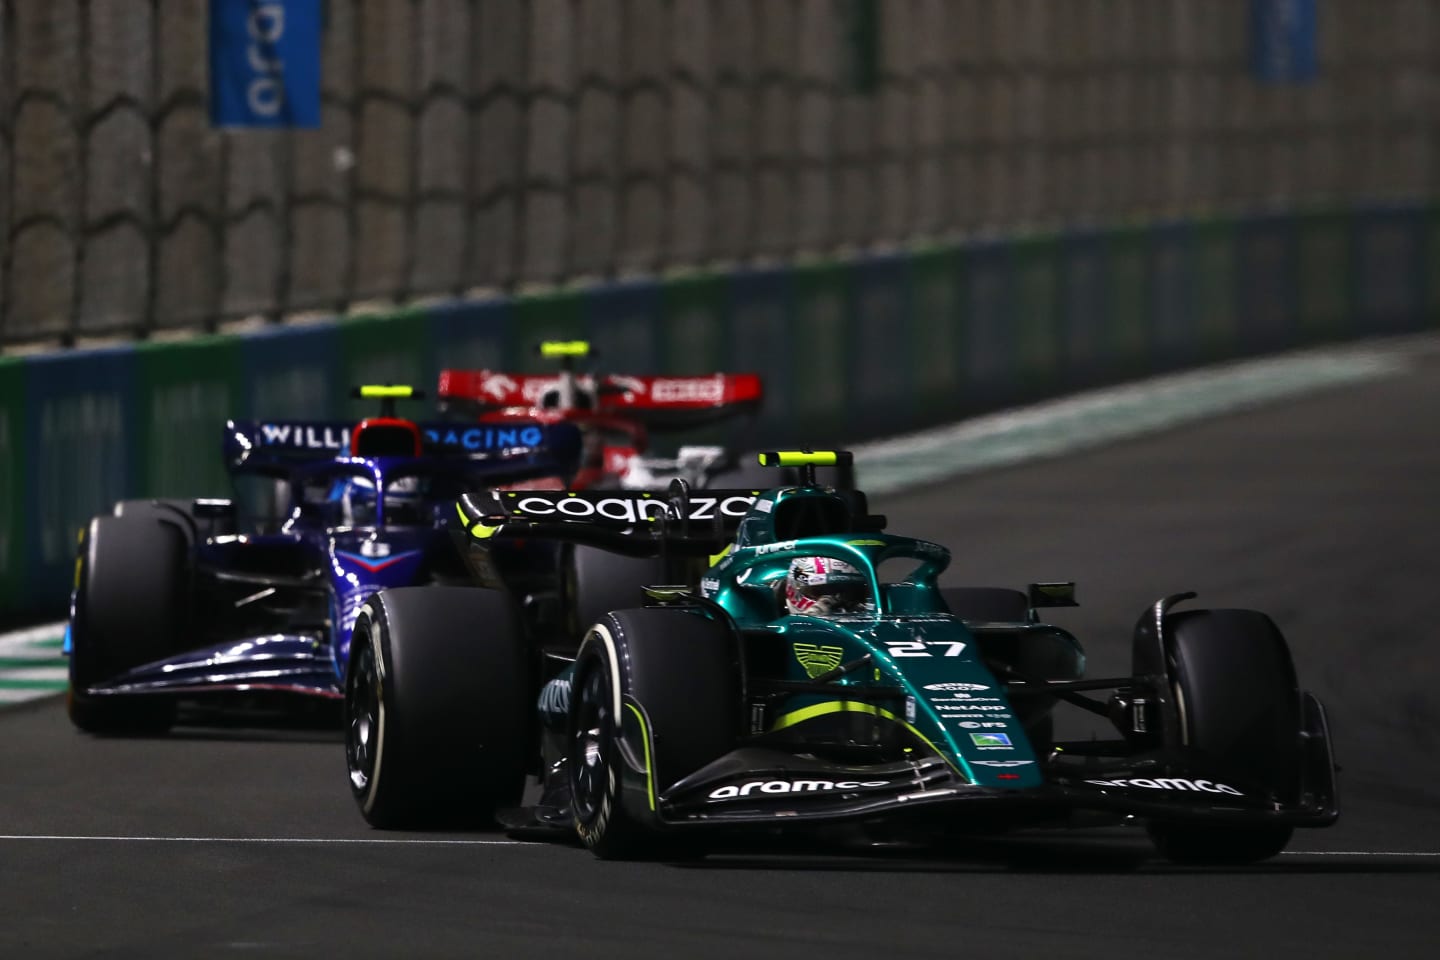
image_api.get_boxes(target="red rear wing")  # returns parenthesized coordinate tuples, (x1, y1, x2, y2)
(437, 370, 763, 429)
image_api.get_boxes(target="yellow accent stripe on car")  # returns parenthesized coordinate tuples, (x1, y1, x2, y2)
(358, 385, 415, 398)
(540, 340, 590, 358)
(769, 700, 971, 781)
(708, 543, 733, 567)
(758, 450, 838, 467)
(454, 501, 500, 539)
(625, 702, 657, 812)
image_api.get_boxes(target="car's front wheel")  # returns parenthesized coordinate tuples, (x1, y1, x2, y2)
(346, 586, 531, 829)
(569, 608, 739, 859)
(68, 514, 188, 735)
(1147, 608, 1302, 865)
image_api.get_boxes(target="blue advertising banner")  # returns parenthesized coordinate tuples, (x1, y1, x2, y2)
(1148, 222, 1195, 370)
(240, 321, 341, 419)
(1353, 208, 1425, 334)
(583, 279, 664, 375)
(960, 240, 1014, 405)
(1251, 0, 1318, 84)
(1058, 230, 1108, 388)
(210, 0, 322, 127)
(727, 268, 794, 428)
(23, 347, 139, 608)
(1237, 215, 1298, 352)
(429, 297, 513, 373)
(849, 254, 913, 418)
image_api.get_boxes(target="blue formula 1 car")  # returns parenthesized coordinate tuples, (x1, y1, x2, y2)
(345, 451, 1338, 865)
(65, 385, 581, 735)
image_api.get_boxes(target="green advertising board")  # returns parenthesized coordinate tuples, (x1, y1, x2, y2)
(1426, 206, 1440, 322)
(0, 359, 24, 608)
(907, 245, 965, 410)
(510, 289, 586, 371)
(338, 308, 433, 416)
(1191, 217, 1239, 360)
(1104, 225, 1150, 376)
(659, 271, 727, 376)
(1011, 233, 1062, 392)
(1296, 209, 1352, 341)
(134, 336, 244, 498)
(789, 259, 850, 438)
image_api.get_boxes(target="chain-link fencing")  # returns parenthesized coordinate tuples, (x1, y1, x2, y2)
(3, 0, 1437, 346)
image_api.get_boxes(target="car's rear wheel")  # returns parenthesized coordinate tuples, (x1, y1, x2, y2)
(563, 544, 669, 645)
(1147, 608, 1300, 865)
(346, 586, 531, 829)
(569, 608, 738, 859)
(67, 515, 189, 735)
(112, 498, 236, 542)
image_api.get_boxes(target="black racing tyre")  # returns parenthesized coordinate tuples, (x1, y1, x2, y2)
(1147, 820, 1294, 866)
(563, 544, 669, 644)
(569, 608, 739, 859)
(941, 587, 1031, 623)
(346, 586, 531, 830)
(1147, 608, 1301, 865)
(67, 515, 189, 735)
(114, 498, 237, 540)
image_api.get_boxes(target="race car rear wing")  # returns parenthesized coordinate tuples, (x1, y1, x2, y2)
(436, 370, 764, 429)
(454, 485, 760, 556)
(225, 419, 582, 470)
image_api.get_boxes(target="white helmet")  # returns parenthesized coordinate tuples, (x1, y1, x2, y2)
(783, 556, 871, 616)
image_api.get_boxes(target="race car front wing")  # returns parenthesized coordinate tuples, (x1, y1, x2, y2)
(626, 692, 1338, 831)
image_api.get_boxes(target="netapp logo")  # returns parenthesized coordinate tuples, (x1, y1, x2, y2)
(708, 778, 889, 801)
(1086, 777, 1243, 796)
(924, 682, 989, 692)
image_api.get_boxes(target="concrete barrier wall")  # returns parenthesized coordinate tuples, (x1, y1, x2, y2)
(2, 204, 1435, 621)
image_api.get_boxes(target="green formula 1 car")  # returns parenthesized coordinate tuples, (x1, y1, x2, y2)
(344, 451, 1338, 864)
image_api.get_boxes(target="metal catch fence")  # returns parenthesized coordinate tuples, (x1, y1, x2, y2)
(2, 0, 1436, 346)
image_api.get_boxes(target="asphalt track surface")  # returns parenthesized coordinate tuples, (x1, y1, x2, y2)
(3, 353, 1440, 959)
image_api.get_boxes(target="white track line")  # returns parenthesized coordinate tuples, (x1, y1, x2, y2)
(1280, 850, 1440, 857)
(0, 834, 526, 845)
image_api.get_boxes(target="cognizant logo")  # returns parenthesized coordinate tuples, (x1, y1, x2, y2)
(514, 494, 755, 523)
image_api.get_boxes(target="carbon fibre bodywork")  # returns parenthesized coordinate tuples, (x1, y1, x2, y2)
(452, 472, 1338, 850)
(66, 415, 581, 713)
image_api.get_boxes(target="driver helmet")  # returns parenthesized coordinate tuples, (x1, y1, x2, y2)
(783, 556, 872, 616)
(334, 476, 425, 525)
